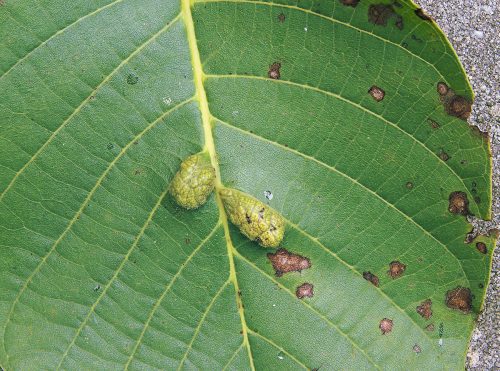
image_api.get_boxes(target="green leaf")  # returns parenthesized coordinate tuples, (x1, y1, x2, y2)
(0, 0, 495, 369)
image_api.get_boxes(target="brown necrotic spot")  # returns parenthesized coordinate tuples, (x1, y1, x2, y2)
(445, 286, 472, 313)
(437, 82, 449, 95)
(339, 0, 359, 6)
(413, 344, 422, 353)
(268, 62, 281, 79)
(437, 83, 472, 120)
(363, 271, 379, 287)
(448, 191, 470, 215)
(476, 242, 487, 254)
(368, 4, 403, 29)
(438, 149, 450, 162)
(296, 283, 314, 299)
(267, 248, 311, 277)
(368, 85, 385, 101)
(415, 8, 432, 21)
(405, 181, 414, 189)
(425, 324, 435, 331)
(428, 118, 440, 129)
(388, 261, 406, 279)
(277, 13, 285, 23)
(446, 95, 472, 119)
(379, 318, 393, 335)
(416, 299, 433, 319)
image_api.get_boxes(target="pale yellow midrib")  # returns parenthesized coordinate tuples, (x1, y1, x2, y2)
(181, 0, 256, 370)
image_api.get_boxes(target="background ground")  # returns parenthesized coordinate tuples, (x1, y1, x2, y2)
(414, 1, 499, 369)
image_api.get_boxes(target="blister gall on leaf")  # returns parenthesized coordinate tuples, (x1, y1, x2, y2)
(220, 188, 285, 247)
(169, 152, 216, 209)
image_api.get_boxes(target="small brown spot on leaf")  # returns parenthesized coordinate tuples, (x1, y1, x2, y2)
(379, 318, 393, 334)
(428, 118, 440, 129)
(413, 344, 422, 353)
(368, 4, 403, 29)
(476, 242, 487, 254)
(339, 0, 359, 6)
(368, 85, 385, 101)
(363, 271, 379, 287)
(416, 299, 433, 319)
(267, 248, 311, 277)
(438, 149, 450, 162)
(448, 191, 470, 215)
(425, 324, 435, 331)
(445, 286, 472, 313)
(437, 82, 449, 95)
(415, 8, 432, 21)
(277, 13, 285, 22)
(296, 283, 314, 299)
(388, 261, 406, 279)
(405, 181, 414, 189)
(438, 83, 472, 120)
(268, 62, 281, 80)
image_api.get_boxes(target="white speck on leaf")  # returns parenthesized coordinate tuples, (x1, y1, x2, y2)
(264, 190, 273, 200)
(163, 97, 172, 105)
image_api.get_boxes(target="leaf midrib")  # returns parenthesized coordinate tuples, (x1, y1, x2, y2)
(181, 0, 257, 369)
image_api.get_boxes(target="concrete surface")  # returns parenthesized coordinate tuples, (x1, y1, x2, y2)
(413, 1, 499, 369)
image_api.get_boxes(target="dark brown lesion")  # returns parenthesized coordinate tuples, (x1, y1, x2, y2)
(296, 283, 314, 299)
(368, 4, 404, 29)
(445, 286, 473, 313)
(267, 248, 311, 277)
(448, 191, 470, 215)
(277, 13, 285, 23)
(363, 271, 380, 287)
(476, 242, 487, 254)
(387, 261, 406, 279)
(339, 0, 359, 7)
(268, 62, 281, 80)
(438, 149, 450, 162)
(436, 82, 472, 120)
(379, 318, 393, 334)
(416, 299, 433, 319)
(368, 85, 385, 102)
(415, 8, 432, 21)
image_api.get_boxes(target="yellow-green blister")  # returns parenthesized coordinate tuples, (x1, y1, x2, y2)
(169, 152, 216, 209)
(220, 188, 285, 248)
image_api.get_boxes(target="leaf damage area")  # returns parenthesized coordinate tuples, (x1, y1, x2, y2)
(368, 4, 404, 30)
(363, 271, 380, 286)
(445, 287, 473, 313)
(387, 261, 406, 279)
(268, 62, 281, 80)
(296, 283, 314, 299)
(416, 299, 433, 319)
(339, 0, 359, 7)
(448, 191, 470, 216)
(436, 82, 472, 120)
(267, 248, 311, 277)
(368, 85, 385, 102)
(379, 318, 393, 335)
